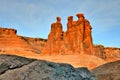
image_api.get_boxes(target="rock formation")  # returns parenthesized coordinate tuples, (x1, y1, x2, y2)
(0, 27, 106, 69)
(0, 27, 17, 35)
(0, 27, 46, 55)
(0, 13, 120, 71)
(92, 60, 120, 80)
(0, 54, 98, 80)
(0, 14, 119, 62)
(43, 13, 93, 55)
(93, 45, 120, 62)
(104, 47, 120, 61)
(93, 45, 106, 59)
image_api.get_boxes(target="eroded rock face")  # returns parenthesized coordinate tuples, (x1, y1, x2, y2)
(43, 13, 93, 55)
(92, 60, 120, 80)
(104, 47, 120, 61)
(0, 27, 46, 55)
(0, 54, 98, 80)
(0, 27, 17, 35)
(93, 45, 120, 62)
(93, 45, 106, 59)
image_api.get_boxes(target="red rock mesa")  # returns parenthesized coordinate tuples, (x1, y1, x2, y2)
(43, 13, 93, 55)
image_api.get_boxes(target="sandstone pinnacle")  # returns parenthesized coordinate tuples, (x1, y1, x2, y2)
(42, 13, 93, 55)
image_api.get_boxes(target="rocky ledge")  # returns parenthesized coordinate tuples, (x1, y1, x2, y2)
(92, 60, 120, 80)
(0, 54, 98, 80)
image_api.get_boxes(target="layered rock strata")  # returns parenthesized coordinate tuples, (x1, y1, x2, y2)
(0, 27, 46, 55)
(93, 45, 120, 62)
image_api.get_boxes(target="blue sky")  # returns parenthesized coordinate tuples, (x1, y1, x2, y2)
(0, 0, 120, 48)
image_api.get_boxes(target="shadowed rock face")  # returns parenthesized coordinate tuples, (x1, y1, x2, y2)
(92, 60, 120, 80)
(0, 54, 98, 80)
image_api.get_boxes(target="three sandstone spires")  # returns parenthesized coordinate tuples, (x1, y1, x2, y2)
(0, 13, 93, 55)
(43, 13, 93, 55)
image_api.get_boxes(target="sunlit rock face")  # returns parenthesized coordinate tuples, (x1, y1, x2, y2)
(43, 13, 93, 55)
(0, 27, 46, 55)
(93, 45, 106, 59)
(104, 47, 120, 61)
(93, 45, 120, 62)
(0, 27, 17, 35)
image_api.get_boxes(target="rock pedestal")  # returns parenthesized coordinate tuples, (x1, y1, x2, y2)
(43, 13, 93, 55)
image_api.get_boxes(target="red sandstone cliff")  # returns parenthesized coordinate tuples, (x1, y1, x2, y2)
(0, 13, 120, 69)
(93, 45, 120, 62)
(0, 13, 119, 63)
(0, 27, 46, 55)
(42, 13, 93, 55)
(0, 28, 17, 35)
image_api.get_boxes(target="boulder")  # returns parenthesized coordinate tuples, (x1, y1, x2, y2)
(92, 60, 120, 80)
(0, 54, 98, 80)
